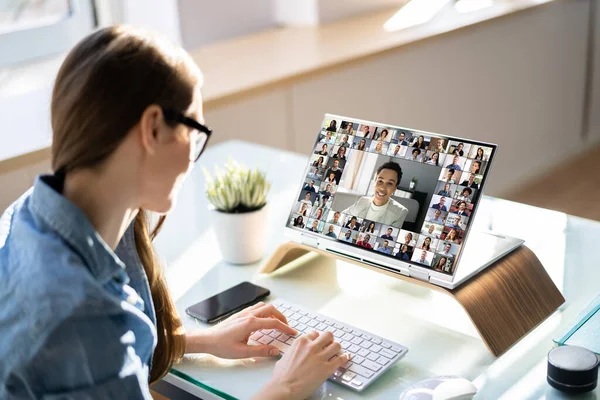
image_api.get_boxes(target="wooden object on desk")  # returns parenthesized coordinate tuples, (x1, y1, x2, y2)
(260, 241, 565, 357)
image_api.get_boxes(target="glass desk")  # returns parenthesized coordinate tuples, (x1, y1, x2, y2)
(155, 141, 600, 400)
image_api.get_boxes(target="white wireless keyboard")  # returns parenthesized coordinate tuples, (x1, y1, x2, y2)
(248, 300, 408, 392)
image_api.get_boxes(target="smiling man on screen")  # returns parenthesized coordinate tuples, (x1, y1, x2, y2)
(342, 162, 408, 227)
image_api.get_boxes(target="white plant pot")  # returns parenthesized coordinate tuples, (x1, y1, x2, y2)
(210, 205, 269, 265)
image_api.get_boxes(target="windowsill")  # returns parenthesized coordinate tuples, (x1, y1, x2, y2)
(0, 0, 559, 167)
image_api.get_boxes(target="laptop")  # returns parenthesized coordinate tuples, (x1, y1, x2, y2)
(285, 114, 523, 290)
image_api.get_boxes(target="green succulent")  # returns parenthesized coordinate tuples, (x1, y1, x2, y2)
(203, 158, 271, 213)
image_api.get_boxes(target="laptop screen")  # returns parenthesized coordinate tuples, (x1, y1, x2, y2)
(286, 115, 497, 276)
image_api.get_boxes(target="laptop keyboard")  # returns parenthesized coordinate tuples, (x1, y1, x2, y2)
(247, 300, 408, 392)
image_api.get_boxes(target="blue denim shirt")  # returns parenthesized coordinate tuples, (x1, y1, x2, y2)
(0, 175, 157, 399)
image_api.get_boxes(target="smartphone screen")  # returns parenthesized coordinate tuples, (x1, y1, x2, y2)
(185, 281, 270, 323)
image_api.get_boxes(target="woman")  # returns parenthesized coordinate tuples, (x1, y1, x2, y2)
(325, 172, 337, 183)
(356, 138, 367, 151)
(373, 141, 384, 154)
(413, 135, 426, 149)
(343, 121, 354, 135)
(366, 222, 376, 234)
(426, 152, 440, 166)
(317, 143, 328, 155)
(445, 228, 460, 243)
(470, 160, 482, 174)
(327, 120, 337, 132)
(298, 202, 310, 216)
(293, 215, 305, 228)
(420, 236, 432, 251)
(333, 146, 347, 160)
(312, 156, 325, 168)
(403, 232, 413, 246)
(314, 207, 324, 221)
(433, 256, 448, 272)
(456, 187, 472, 202)
(474, 147, 485, 160)
(0, 26, 348, 399)
(395, 244, 411, 260)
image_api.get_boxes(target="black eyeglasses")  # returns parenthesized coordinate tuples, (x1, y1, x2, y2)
(161, 107, 212, 162)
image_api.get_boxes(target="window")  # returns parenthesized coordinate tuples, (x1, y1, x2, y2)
(0, 0, 95, 68)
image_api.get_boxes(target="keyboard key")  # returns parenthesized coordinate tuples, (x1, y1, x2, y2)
(299, 316, 310, 324)
(258, 336, 273, 345)
(348, 344, 361, 353)
(370, 344, 382, 353)
(285, 338, 295, 345)
(379, 348, 396, 359)
(376, 356, 390, 365)
(290, 306, 299, 311)
(381, 342, 391, 349)
(325, 326, 336, 333)
(315, 316, 324, 322)
(289, 321, 298, 328)
(282, 309, 293, 317)
(341, 341, 351, 349)
(362, 360, 382, 372)
(342, 360, 353, 369)
(361, 333, 372, 340)
(261, 329, 273, 335)
(359, 341, 372, 350)
(298, 310, 308, 316)
(280, 303, 290, 309)
(351, 378, 364, 387)
(269, 331, 281, 338)
(352, 355, 365, 365)
(348, 363, 375, 378)
(333, 369, 343, 377)
(357, 348, 369, 357)
(289, 313, 300, 320)
(342, 332, 354, 341)
(391, 346, 402, 353)
(343, 327, 353, 333)
(367, 352, 379, 361)
(316, 323, 327, 331)
(250, 332, 263, 341)
(270, 339, 291, 354)
(351, 337, 363, 345)
(307, 320, 318, 328)
(352, 329, 361, 336)
(334, 323, 343, 329)
(333, 330, 344, 338)
(371, 338, 382, 345)
(324, 319, 334, 326)
(277, 333, 290, 342)
(297, 324, 308, 332)
(342, 372, 356, 381)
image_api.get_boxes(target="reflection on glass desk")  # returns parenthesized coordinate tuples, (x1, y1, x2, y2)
(154, 141, 600, 400)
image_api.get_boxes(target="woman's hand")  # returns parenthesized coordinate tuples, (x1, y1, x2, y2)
(253, 331, 349, 400)
(187, 302, 297, 359)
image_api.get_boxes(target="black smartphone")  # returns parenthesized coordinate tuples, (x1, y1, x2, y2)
(185, 281, 270, 323)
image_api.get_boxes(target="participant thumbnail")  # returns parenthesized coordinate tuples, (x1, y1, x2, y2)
(411, 249, 435, 267)
(359, 220, 382, 236)
(309, 154, 328, 169)
(420, 221, 444, 239)
(450, 199, 473, 216)
(290, 214, 306, 228)
(336, 133, 354, 148)
(299, 190, 318, 205)
(331, 145, 350, 161)
(372, 127, 394, 142)
(342, 215, 363, 231)
(324, 118, 340, 132)
(352, 137, 370, 151)
(306, 218, 325, 233)
(430, 194, 451, 212)
(437, 240, 460, 257)
(393, 243, 414, 261)
(340, 121, 356, 135)
(439, 168, 463, 184)
(357, 124, 377, 139)
(464, 159, 487, 176)
(426, 208, 448, 225)
(306, 166, 323, 180)
(467, 145, 493, 161)
(394, 130, 412, 146)
(428, 137, 448, 153)
(374, 238, 394, 254)
(459, 173, 482, 189)
(295, 201, 312, 217)
(406, 147, 424, 162)
(323, 224, 342, 239)
(447, 141, 471, 157)
(399, 229, 418, 247)
(369, 140, 389, 155)
(339, 228, 356, 243)
(455, 186, 476, 202)
(444, 154, 467, 171)
(318, 130, 337, 145)
(432, 254, 454, 273)
(379, 225, 399, 241)
(387, 143, 407, 158)
(302, 179, 320, 194)
(356, 233, 376, 249)
(441, 226, 464, 244)
(415, 234, 438, 252)
(410, 134, 430, 150)
(434, 181, 457, 197)
(445, 213, 468, 231)
(423, 150, 446, 167)
(327, 210, 344, 225)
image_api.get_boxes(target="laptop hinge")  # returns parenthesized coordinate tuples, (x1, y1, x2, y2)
(300, 235, 319, 248)
(408, 267, 430, 282)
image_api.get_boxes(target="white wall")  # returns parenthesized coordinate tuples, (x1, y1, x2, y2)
(588, 0, 600, 143)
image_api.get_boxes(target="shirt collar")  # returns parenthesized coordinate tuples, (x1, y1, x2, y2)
(29, 174, 128, 285)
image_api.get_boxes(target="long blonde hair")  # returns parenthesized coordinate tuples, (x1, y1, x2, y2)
(51, 26, 200, 382)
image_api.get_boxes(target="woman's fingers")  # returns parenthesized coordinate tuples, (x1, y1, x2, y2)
(251, 304, 288, 325)
(248, 317, 297, 336)
(321, 340, 343, 361)
(312, 331, 335, 348)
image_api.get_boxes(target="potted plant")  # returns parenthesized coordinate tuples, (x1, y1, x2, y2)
(409, 177, 418, 191)
(204, 159, 271, 264)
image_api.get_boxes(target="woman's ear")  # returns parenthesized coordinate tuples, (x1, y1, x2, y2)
(139, 105, 164, 157)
